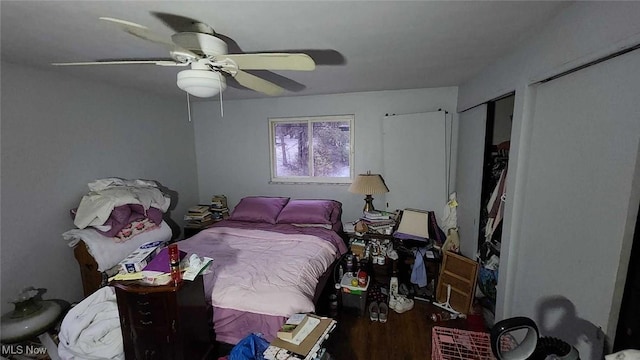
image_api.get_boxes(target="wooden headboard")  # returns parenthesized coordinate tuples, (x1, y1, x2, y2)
(73, 241, 107, 297)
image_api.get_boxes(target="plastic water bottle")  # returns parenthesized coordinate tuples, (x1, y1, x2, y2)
(345, 253, 354, 273)
(329, 283, 341, 317)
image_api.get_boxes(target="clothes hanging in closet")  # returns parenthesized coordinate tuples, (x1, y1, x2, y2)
(484, 164, 507, 242)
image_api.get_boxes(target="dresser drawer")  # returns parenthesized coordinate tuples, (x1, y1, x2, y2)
(125, 292, 172, 327)
(112, 277, 211, 360)
(131, 327, 177, 360)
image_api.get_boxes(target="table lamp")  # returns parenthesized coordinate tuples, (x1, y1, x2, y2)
(348, 171, 389, 212)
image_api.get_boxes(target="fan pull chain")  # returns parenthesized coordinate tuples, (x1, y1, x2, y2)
(186, 92, 192, 122)
(218, 72, 224, 117)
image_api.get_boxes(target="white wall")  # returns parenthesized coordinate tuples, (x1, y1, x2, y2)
(457, 1, 640, 350)
(0, 62, 200, 306)
(191, 87, 458, 222)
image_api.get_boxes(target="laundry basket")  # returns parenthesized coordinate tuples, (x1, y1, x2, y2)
(431, 327, 515, 360)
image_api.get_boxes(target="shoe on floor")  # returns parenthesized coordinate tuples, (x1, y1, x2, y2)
(389, 294, 414, 314)
(378, 302, 389, 323)
(369, 302, 379, 321)
(399, 283, 409, 296)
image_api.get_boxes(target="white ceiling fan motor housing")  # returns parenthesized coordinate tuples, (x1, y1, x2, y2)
(171, 32, 228, 57)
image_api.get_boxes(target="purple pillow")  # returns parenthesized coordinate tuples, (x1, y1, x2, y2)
(229, 196, 290, 224)
(276, 199, 341, 225)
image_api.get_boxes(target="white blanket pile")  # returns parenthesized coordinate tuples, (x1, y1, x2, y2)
(63, 221, 172, 272)
(58, 286, 123, 360)
(73, 178, 171, 229)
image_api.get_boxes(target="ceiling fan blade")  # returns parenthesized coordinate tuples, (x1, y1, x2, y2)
(233, 70, 284, 96)
(151, 12, 215, 34)
(99, 17, 199, 59)
(52, 60, 186, 67)
(100, 17, 174, 46)
(223, 53, 316, 71)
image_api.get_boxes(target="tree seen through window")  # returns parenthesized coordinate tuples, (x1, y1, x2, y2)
(270, 115, 353, 183)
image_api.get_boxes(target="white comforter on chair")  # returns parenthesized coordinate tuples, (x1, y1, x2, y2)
(58, 286, 123, 360)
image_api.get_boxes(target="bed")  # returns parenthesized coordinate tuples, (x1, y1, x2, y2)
(177, 196, 348, 345)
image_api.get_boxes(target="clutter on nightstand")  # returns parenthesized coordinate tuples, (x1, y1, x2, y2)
(184, 196, 229, 238)
(117, 240, 166, 273)
(350, 238, 366, 258)
(209, 194, 230, 220)
(184, 205, 215, 227)
(340, 272, 370, 315)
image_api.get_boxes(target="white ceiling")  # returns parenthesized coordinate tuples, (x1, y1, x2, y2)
(1, 1, 571, 101)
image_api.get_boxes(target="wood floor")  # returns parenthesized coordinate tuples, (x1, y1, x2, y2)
(213, 300, 481, 359)
(323, 300, 471, 360)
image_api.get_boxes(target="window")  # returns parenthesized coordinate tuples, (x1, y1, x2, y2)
(269, 115, 354, 184)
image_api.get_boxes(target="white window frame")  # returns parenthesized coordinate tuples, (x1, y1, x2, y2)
(269, 115, 355, 184)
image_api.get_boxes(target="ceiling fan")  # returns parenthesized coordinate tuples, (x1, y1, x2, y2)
(52, 17, 316, 98)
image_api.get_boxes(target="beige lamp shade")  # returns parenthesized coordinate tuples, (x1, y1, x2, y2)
(396, 209, 431, 239)
(349, 172, 389, 212)
(348, 173, 389, 195)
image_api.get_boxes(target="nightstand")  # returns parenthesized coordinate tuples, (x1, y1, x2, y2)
(112, 276, 213, 360)
(345, 232, 397, 285)
(346, 231, 442, 300)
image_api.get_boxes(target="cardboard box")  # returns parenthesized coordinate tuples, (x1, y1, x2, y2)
(118, 240, 166, 273)
(349, 238, 366, 259)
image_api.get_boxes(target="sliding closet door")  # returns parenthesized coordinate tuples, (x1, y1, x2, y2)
(511, 49, 640, 358)
(382, 111, 448, 218)
(455, 104, 487, 258)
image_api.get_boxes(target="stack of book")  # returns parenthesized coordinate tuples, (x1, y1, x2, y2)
(184, 205, 214, 228)
(210, 195, 230, 220)
(265, 314, 336, 360)
(363, 210, 391, 220)
(276, 313, 313, 342)
(360, 211, 396, 234)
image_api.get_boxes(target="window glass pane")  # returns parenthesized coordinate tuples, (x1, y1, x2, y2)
(273, 122, 309, 177)
(312, 121, 351, 177)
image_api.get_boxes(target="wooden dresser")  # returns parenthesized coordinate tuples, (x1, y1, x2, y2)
(112, 276, 213, 360)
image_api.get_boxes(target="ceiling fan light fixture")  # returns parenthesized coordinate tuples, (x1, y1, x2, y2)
(177, 69, 226, 98)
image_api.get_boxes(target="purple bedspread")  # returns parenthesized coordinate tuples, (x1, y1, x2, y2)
(178, 220, 346, 345)
(206, 220, 347, 255)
